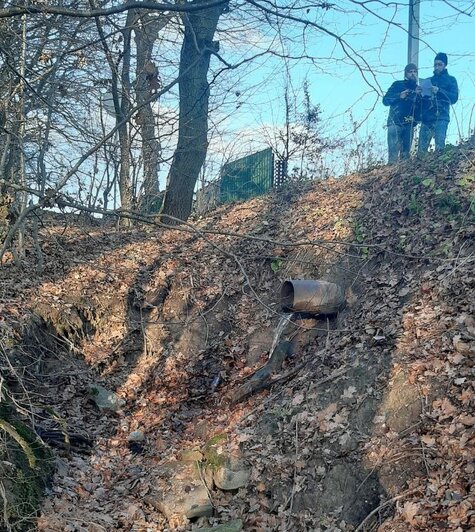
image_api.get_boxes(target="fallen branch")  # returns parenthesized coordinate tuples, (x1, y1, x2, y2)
(227, 341, 296, 404)
(36, 428, 92, 451)
(354, 488, 420, 531)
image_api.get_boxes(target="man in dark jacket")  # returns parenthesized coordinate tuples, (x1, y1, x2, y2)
(383, 63, 421, 164)
(418, 52, 458, 153)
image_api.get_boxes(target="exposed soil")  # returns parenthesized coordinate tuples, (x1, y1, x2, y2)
(1, 141, 474, 531)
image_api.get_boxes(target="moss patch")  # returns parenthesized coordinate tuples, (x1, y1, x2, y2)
(202, 433, 227, 470)
(0, 401, 53, 531)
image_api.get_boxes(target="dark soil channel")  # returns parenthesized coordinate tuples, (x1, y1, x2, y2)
(30, 288, 390, 529)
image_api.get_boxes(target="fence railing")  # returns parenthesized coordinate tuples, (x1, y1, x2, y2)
(195, 149, 288, 214)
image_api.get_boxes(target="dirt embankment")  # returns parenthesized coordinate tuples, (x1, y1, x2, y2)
(1, 142, 474, 531)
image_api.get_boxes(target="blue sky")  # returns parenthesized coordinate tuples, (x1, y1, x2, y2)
(210, 0, 475, 172)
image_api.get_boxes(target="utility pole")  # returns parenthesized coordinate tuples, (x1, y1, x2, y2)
(408, 0, 421, 66)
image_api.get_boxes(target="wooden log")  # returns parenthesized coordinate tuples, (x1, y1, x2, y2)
(227, 341, 292, 404)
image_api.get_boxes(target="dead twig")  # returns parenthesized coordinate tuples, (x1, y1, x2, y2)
(354, 488, 420, 531)
(0, 482, 12, 532)
(288, 414, 299, 517)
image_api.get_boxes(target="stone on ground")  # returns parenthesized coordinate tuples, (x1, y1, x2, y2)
(88, 384, 125, 412)
(212, 457, 250, 491)
(151, 461, 212, 520)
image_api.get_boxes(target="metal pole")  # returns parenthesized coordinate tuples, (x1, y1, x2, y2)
(408, 0, 421, 66)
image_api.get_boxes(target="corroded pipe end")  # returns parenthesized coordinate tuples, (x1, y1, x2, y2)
(281, 279, 345, 314)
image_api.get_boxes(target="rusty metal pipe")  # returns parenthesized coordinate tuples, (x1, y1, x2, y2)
(281, 279, 345, 314)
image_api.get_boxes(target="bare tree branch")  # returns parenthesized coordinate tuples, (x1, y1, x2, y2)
(0, 0, 229, 19)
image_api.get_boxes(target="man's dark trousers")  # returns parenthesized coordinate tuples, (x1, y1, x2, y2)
(418, 120, 449, 152)
(388, 123, 413, 164)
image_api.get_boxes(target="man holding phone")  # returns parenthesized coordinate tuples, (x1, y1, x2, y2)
(418, 53, 458, 153)
(383, 63, 421, 164)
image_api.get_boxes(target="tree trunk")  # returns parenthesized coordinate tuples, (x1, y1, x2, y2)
(94, 7, 134, 226)
(160, 1, 225, 223)
(117, 11, 134, 226)
(134, 12, 168, 214)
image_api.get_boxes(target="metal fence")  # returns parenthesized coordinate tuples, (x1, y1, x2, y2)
(220, 148, 275, 203)
(194, 149, 288, 214)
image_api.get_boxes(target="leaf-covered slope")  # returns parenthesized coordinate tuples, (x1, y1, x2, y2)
(1, 141, 474, 531)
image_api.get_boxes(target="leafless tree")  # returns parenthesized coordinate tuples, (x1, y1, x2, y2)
(0, 0, 473, 245)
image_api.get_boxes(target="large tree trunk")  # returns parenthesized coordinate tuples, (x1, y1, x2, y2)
(117, 11, 134, 226)
(160, 1, 224, 223)
(134, 12, 168, 214)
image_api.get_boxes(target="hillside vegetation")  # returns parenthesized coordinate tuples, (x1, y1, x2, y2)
(1, 142, 474, 531)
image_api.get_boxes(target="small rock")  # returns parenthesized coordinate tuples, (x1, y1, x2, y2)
(212, 457, 250, 491)
(128, 430, 145, 442)
(89, 384, 125, 412)
(210, 375, 221, 392)
(151, 462, 212, 521)
(198, 519, 243, 532)
(202, 464, 214, 490)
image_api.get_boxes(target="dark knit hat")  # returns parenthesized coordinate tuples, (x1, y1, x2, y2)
(404, 63, 418, 75)
(435, 52, 448, 65)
